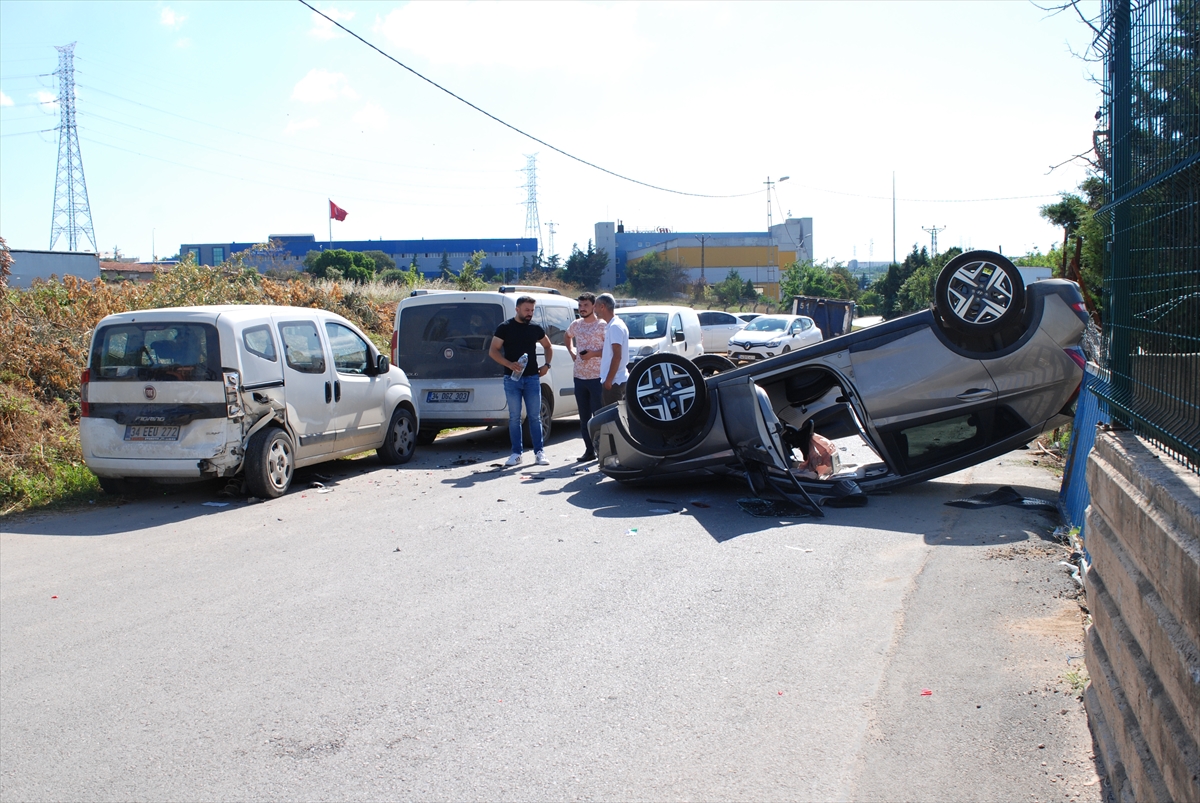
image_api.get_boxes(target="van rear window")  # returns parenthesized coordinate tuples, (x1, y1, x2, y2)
(90, 323, 221, 381)
(397, 302, 505, 380)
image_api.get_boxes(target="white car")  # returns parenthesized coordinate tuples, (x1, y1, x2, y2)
(697, 310, 747, 353)
(81, 305, 417, 499)
(726, 314, 823, 362)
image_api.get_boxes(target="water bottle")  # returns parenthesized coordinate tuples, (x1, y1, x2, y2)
(511, 353, 528, 380)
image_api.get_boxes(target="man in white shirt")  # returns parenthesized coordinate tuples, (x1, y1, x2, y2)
(596, 293, 629, 407)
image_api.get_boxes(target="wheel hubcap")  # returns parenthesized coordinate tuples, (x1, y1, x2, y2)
(635, 362, 697, 423)
(266, 439, 292, 490)
(946, 260, 1015, 325)
(392, 417, 414, 454)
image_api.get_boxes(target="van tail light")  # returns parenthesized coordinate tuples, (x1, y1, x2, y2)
(223, 371, 243, 418)
(1069, 300, 1090, 324)
(80, 369, 91, 417)
(390, 329, 398, 366)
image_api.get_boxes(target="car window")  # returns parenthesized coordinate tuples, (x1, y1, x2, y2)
(617, 311, 668, 339)
(278, 321, 327, 375)
(539, 304, 574, 347)
(699, 312, 734, 326)
(670, 313, 683, 338)
(396, 302, 505, 380)
(745, 317, 786, 332)
(90, 322, 220, 381)
(325, 322, 370, 375)
(242, 325, 277, 362)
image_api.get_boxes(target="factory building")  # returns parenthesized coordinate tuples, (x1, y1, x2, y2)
(594, 218, 812, 297)
(179, 234, 538, 279)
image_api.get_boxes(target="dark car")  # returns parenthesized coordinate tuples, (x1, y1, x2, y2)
(587, 251, 1090, 515)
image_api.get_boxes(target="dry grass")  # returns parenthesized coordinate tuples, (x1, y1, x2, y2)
(0, 260, 399, 515)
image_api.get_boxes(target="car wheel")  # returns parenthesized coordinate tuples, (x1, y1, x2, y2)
(416, 427, 440, 446)
(377, 405, 417, 465)
(627, 353, 708, 431)
(934, 250, 1026, 335)
(245, 427, 293, 499)
(522, 389, 552, 446)
(693, 354, 736, 378)
(97, 476, 135, 496)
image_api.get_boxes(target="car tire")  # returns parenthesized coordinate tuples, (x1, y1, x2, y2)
(522, 388, 552, 447)
(934, 250, 1026, 336)
(693, 354, 736, 378)
(377, 405, 417, 465)
(97, 476, 135, 496)
(245, 427, 294, 499)
(627, 353, 708, 432)
(416, 427, 440, 446)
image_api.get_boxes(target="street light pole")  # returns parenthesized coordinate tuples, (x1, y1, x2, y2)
(694, 234, 709, 284)
(764, 176, 789, 297)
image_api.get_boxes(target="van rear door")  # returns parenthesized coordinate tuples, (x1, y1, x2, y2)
(396, 300, 508, 412)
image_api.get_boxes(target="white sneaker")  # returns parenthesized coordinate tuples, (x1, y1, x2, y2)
(504, 453, 522, 467)
(535, 451, 550, 466)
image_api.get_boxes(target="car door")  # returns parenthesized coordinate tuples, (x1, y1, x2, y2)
(668, 312, 687, 356)
(699, 311, 742, 353)
(535, 302, 578, 416)
(324, 319, 388, 449)
(275, 317, 337, 459)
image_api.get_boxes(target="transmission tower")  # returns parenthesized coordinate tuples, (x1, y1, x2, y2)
(922, 224, 946, 256)
(522, 154, 541, 255)
(48, 43, 97, 252)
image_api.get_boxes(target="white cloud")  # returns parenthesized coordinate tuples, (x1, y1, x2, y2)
(160, 7, 186, 28)
(174, 37, 192, 49)
(291, 69, 358, 103)
(375, 2, 643, 73)
(310, 6, 355, 40)
(284, 117, 321, 135)
(351, 103, 389, 132)
(36, 90, 58, 109)
(0, 91, 13, 107)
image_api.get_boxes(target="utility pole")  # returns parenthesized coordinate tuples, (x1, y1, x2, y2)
(922, 224, 947, 256)
(764, 175, 789, 296)
(49, 42, 96, 252)
(892, 172, 896, 265)
(546, 221, 556, 261)
(694, 234, 709, 284)
(523, 154, 541, 256)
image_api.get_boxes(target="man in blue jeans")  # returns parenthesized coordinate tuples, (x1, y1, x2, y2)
(488, 296, 553, 467)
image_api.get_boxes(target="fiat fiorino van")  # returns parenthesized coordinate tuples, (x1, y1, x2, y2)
(81, 305, 417, 499)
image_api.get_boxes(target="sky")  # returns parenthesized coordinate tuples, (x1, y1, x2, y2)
(0, 1, 1104, 266)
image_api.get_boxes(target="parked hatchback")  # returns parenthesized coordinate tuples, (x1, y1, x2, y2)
(81, 305, 417, 499)
(727, 314, 823, 361)
(697, 310, 747, 354)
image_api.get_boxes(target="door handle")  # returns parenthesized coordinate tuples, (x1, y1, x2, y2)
(334, 381, 341, 402)
(956, 388, 995, 401)
(325, 381, 332, 403)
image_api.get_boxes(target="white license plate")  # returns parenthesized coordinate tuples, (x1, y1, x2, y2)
(124, 425, 180, 441)
(426, 390, 471, 403)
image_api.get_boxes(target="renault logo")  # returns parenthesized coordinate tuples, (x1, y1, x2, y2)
(143, 385, 156, 400)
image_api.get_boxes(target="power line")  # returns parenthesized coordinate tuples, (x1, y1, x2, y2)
(296, 0, 759, 200)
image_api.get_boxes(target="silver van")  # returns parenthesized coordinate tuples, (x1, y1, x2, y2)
(390, 291, 579, 443)
(81, 305, 417, 499)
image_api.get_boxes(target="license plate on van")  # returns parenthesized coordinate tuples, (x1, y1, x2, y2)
(124, 425, 181, 441)
(426, 390, 471, 403)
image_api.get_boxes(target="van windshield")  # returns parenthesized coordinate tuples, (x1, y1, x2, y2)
(90, 323, 221, 381)
(397, 302, 506, 380)
(617, 311, 669, 339)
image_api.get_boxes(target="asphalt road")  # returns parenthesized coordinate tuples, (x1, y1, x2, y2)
(1, 423, 1107, 802)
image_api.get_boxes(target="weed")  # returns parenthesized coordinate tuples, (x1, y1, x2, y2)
(1063, 667, 1089, 697)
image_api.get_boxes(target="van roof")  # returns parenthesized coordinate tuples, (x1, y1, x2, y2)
(615, 304, 697, 314)
(397, 290, 576, 307)
(95, 305, 348, 324)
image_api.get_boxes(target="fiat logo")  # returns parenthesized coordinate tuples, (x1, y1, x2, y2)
(143, 385, 156, 400)
(443, 348, 455, 359)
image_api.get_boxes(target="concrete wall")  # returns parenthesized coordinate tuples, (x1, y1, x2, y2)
(1083, 429, 1200, 802)
(7, 250, 100, 288)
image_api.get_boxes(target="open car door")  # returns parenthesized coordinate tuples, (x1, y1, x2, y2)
(718, 376, 823, 516)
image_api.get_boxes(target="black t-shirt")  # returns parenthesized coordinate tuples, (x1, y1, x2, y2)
(494, 317, 546, 377)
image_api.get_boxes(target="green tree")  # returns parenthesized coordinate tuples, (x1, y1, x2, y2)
(455, 251, 489, 291)
(779, 259, 859, 301)
(871, 245, 930, 318)
(626, 250, 687, 299)
(362, 250, 396, 273)
(304, 249, 376, 282)
(438, 251, 452, 280)
(897, 247, 961, 313)
(742, 278, 758, 301)
(561, 240, 609, 288)
(1040, 193, 1090, 277)
(713, 270, 745, 306)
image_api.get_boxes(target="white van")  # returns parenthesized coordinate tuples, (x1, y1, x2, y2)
(615, 305, 704, 367)
(391, 291, 579, 443)
(81, 305, 417, 499)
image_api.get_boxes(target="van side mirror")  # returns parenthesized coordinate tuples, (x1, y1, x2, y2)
(376, 355, 390, 374)
(673, 330, 686, 342)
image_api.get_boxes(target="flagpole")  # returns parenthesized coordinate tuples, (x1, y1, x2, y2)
(329, 200, 332, 244)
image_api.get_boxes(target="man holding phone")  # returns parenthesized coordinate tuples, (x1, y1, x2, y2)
(564, 292, 607, 462)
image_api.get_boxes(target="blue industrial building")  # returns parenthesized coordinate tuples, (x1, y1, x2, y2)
(180, 234, 538, 280)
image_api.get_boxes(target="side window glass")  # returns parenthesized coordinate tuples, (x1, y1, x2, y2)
(243, 325, 277, 362)
(540, 304, 573, 347)
(699, 312, 716, 326)
(278, 321, 327, 375)
(325, 322, 370, 375)
(671, 314, 683, 337)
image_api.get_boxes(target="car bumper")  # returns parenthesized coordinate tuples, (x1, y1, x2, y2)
(84, 457, 213, 479)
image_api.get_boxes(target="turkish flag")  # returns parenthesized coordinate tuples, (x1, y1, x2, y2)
(329, 200, 348, 221)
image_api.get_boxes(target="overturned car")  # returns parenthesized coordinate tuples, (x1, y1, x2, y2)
(588, 251, 1090, 515)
